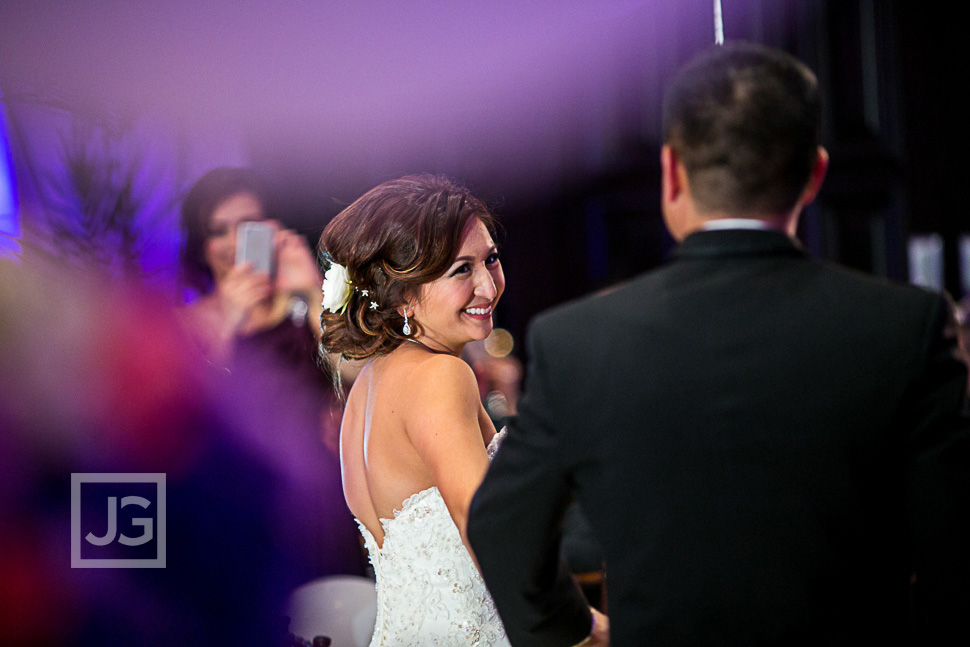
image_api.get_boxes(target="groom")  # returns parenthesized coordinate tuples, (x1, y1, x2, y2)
(468, 42, 970, 646)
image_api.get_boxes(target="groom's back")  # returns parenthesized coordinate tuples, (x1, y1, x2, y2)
(469, 42, 969, 647)
(532, 244, 959, 644)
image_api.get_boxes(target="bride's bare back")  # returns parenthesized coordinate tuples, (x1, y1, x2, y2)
(341, 342, 497, 547)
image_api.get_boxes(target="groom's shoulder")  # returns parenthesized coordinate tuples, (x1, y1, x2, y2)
(811, 257, 950, 324)
(530, 270, 659, 336)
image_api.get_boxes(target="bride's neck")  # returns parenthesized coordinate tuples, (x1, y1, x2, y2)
(408, 336, 462, 356)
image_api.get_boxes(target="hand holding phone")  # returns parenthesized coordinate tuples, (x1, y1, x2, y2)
(275, 228, 323, 294)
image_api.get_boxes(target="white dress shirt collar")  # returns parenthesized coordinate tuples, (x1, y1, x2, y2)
(699, 218, 781, 231)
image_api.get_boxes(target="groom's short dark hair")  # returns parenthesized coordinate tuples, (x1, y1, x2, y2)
(662, 41, 821, 216)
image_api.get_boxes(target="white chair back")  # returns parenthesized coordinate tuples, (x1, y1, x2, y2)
(287, 575, 377, 646)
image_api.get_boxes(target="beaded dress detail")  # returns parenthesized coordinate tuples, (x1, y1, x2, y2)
(356, 429, 510, 646)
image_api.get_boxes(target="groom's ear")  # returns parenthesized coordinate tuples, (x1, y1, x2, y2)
(661, 144, 678, 204)
(661, 145, 693, 242)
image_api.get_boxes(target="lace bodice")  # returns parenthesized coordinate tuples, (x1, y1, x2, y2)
(356, 430, 510, 646)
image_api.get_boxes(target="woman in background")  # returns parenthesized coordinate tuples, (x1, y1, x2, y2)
(178, 167, 365, 581)
(178, 167, 323, 366)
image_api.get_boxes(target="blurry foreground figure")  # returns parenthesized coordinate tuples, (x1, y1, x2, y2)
(469, 42, 970, 646)
(0, 260, 293, 646)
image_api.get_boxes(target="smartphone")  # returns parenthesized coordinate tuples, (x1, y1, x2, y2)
(235, 221, 275, 275)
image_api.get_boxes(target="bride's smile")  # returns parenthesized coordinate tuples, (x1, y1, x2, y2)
(409, 217, 504, 354)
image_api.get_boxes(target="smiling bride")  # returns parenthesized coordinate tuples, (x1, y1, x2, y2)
(316, 175, 511, 645)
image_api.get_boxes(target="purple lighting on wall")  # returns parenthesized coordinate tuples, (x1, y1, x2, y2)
(0, 83, 19, 261)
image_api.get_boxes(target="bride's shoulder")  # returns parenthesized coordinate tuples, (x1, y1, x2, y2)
(414, 352, 476, 388)
(385, 344, 470, 374)
(387, 349, 478, 404)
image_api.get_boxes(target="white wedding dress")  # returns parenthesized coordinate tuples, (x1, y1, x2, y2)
(356, 430, 510, 646)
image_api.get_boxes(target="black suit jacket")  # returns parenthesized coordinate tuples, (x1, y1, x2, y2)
(468, 228, 970, 646)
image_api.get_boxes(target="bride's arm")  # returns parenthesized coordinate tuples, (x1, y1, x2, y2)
(404, 353, 491, 556)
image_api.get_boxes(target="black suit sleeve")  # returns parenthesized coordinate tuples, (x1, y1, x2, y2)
(903, 294, 970, 639)
(468, 318, 593, 647)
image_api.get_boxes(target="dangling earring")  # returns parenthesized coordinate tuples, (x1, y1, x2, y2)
(402, 311, 412, 336)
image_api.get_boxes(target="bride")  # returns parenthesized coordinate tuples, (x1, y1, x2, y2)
(317, 175, 511, 644)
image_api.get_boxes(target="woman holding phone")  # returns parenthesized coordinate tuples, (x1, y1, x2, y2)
(177, 167, 365, 581)
(178, 167, 324, 366)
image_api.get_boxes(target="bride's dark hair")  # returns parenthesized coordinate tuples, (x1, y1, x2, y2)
(318, 175, 496, 361)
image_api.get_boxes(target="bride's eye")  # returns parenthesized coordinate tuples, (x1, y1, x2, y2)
(450, 263, 471, 277)
(486, 252, 500, 265)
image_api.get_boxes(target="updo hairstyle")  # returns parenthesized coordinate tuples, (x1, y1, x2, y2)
(318, 175, 495, 361)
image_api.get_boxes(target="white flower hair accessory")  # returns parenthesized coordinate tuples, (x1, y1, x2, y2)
(321, 262, 352, 314)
